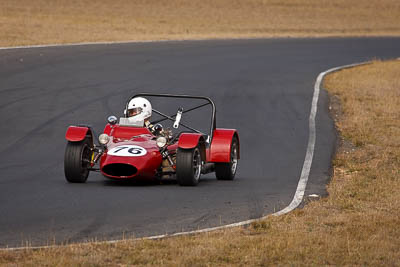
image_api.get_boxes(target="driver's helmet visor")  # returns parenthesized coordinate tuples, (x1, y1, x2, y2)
(127, 107, 143, 117)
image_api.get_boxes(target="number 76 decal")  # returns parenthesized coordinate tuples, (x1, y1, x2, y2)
(107, 145, 147, 157)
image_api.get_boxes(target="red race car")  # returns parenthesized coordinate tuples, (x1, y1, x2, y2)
(64, 93, 239, 186)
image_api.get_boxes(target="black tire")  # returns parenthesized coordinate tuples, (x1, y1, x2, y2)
(176, 147, 202, 186)
(215, 136, 239, 180)
(64, 138, 92, 183)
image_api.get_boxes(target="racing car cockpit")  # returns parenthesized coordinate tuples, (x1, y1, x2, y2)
(115, 94, 216, 143)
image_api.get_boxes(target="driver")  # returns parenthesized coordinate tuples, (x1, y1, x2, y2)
(125, 97, 161, 135)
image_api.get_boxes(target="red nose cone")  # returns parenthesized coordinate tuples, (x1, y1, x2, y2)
(100, 144, 162, 179)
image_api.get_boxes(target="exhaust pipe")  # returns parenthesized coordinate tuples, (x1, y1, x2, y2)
(201, 163, 215, 174)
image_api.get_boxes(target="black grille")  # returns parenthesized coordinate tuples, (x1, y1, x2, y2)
(102, 163, 137, 177)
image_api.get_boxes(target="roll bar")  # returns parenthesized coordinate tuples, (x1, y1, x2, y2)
(125, 93, 217, 140)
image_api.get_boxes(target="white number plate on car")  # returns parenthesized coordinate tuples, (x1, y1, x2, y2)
(107, 145, 147, 157)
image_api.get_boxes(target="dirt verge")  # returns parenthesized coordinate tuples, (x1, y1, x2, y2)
(1, 0, 400, 47)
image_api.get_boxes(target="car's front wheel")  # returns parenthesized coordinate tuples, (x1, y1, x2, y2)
(176, 147, 202, 186)
(64, 138, 92, 183)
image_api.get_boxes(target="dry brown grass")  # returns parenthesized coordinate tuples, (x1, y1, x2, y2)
(1, 60, 399, 265)
(1, 0, 400, 47)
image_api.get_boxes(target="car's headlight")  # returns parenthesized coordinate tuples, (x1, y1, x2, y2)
(99, 133, 110, 145)
(156, 136, 167, 148)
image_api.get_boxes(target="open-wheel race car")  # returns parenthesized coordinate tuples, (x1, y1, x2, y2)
(64, 93, 239, 186)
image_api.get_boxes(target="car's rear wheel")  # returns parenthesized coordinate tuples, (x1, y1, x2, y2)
(176, 147, 202, 186)
(215, 136, 238, 180)
(64, 138, 92, 183)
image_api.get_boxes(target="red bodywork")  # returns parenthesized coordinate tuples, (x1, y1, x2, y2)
(65, 126, 92, 142)
(209, 129, 240, 162)
(100, 135, 163, 179)
(178, 133, 203, 149)
(99, 125, 162, 179)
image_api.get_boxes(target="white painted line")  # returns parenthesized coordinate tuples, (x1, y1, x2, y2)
(0, 40, 175, 50)
(0, 37, 246, 51)
(273, 61, 371, 216)
(0, 52, 372, 250)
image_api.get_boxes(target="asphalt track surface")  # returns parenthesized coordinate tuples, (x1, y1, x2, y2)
(0, 38, 399, 248)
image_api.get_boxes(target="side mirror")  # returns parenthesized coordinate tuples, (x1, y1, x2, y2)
(107, 115, 118, 125)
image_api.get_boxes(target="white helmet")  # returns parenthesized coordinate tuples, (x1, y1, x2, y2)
(125, 97, 152, 121)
